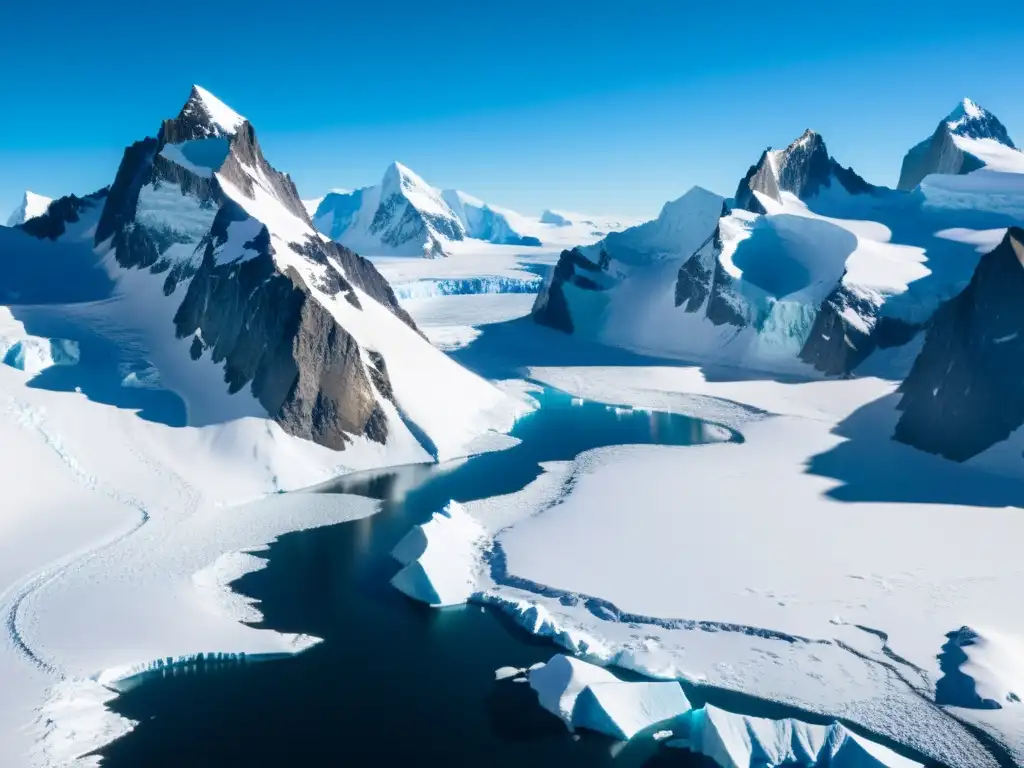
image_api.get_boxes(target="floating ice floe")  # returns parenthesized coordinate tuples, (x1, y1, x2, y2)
(524, 655, 920, 767)
(527, 654, 691, 740)
(674, 704, 923, 768)
(0, 335, 79, 376)
(390, 500, 488, 606)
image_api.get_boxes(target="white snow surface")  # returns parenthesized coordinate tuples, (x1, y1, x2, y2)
(573, 679, 691, 740)
(390, 501, 488, 607)
(208, 160, 528, 463)
(957, 629, 1024, 709)
(528, 653, 619, 725)
(311, 165, 631, 256)
(191, 84, 246, 135)
(0, 89, 537, 767)
(681, 704, 922, 768)
(437, 352, 1024, 768)
(6, 192, 53, 227)
(551, 151, 1024, 370)
(0, 310, 80, 375)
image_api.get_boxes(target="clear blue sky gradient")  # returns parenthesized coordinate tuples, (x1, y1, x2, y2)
(1, 0, 1022, 219)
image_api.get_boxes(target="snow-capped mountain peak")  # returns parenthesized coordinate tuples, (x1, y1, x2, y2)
(379, 161, 458, 222)
(5, 190, 53, 227)
(735, 129, 873, 213)
(944, 97, 1014, 146)
(312, 164, 547, 256)
(174, 85, 248, 139)
(19, 85, 522, 462)
(897, 98, 1020, 190)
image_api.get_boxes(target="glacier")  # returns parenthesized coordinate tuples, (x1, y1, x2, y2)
(390, 274, 542, 300)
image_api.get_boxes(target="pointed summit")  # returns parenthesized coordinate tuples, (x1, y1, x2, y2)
(943, 97, 1014, 146)
(381, 161, 431, 196)
(167, 85, 247, 141)
(734, 130, 873, 213)
(372, 161, 464, 254)
(6, 190, 53, 227)
(898, 99, 1018, 190)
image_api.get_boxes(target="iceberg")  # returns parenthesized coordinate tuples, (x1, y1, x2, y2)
(676, 705, 922, 768)
(527, 654, 691, 740)
(573, 680, 692, 740)
(0, 336, 80, 376)
(390, 501, 487, 606)
(527, 653, 619, 724)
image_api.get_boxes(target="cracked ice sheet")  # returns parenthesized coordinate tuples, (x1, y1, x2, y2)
(468, 363, 1024, 767)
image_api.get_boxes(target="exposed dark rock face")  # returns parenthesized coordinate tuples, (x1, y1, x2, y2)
(674, 225, 747, 328)
(734, 150, 782, 213)
(897, 100, 1016, 191)
(164, 86, 237, 141)
(219, 122, 310, 222)
(798, 284, 872, 375)
(18, 188, 108, 240)
(894, 228, 1024, 460)
(369, 193, 463, 255)
(734, 131, 875, 214)
(92, 87, 430, 454)
(95, 138, 160, 255)
(174, 231, 389, 448)
(532, 248, 608, 334)
(797, 282, 920, 376)
(898, 128, 986, 192)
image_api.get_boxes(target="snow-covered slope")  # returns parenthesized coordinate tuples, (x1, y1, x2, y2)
(311, 162, 462, 257)
(898, 98, 1023, 191)
(310, 166, 628, 256)
(312, 164, 542, 256)
(16, 86, 523, 462)
(440, 189, 541, 247)
(535, 119, 1024, 378)
(6, 191, 53, 227)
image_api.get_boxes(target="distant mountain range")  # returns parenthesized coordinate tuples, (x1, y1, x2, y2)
(533, 98, 1024, 461)
(308, 163, 631, 257)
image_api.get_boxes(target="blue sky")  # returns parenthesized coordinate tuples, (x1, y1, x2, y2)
(1, 0, 1022, 219)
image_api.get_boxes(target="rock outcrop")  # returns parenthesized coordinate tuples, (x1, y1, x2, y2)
(894, 227, 1024, 460)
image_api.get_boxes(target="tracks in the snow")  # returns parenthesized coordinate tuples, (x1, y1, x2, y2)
(0, 394, 197, 679)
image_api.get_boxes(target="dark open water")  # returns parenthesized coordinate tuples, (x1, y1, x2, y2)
(98, 388, 734, 766)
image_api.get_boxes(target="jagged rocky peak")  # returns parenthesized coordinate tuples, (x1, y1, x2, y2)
(944, 97, 1015, 146)
(167, 84, 248, 141)
(897, 98, 1017, 191)
(734, 129, 873, 213)
(895, 227, 1024, 460)
(368, 161, 465, 257)
(87, 85, 465, 456)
